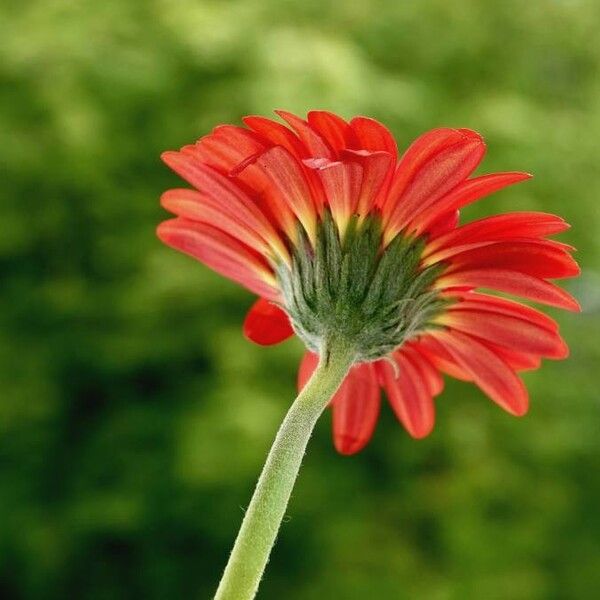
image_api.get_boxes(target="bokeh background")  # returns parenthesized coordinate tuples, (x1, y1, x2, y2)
(2, 1, 600, 598)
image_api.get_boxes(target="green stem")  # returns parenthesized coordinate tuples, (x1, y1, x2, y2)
(214, 338, 356, 600)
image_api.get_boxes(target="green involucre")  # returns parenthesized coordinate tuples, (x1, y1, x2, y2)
(277, 211, 449, 361)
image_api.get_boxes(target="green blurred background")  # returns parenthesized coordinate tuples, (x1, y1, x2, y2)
(1, 1, 600, 598)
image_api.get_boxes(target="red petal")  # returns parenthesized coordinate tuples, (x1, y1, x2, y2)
(379, 353, 436, 438)
(161, 188, 273, 256)
(385, 128, 476, 204)
(191, 125, 265, 173)
(311, 160, 362, 234)
(341, 149, 393, 216)
(307, 111, 356, 155)
(349, 116, 398, 156)
(385, 129, 486, 239)
(234, 146, 317, 242)
(332, 363, 381, 455)
(276, 110, 334, 158)
(432, 330, 529, 416)
(428, 237, 576, 264)
(444, 240, 580, 279)
(425, 209, 460, 237)
(425, 212, 569, 258)
(412, 172, 531, 234)
(349, 117, 398, 210)
(243, 115, 307, 159)
(415, 335, 472, 381)
(437, 309, 568, 359)
(162, 151, 250, 202)
(161, 152, 288, 262)
(404, 346, 445, 396)
(157, 218, 280, 300)
(436, 269, 580, 311)
(449, 292, 559, 332)
(483, 342, 542, 372)
(297, 352, 319, 392)
(243, 298, 294, 346)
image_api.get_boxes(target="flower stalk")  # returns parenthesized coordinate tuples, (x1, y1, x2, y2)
(214, 337, 357, 600)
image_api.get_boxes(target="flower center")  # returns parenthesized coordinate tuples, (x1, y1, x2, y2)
(276, 211, 448, 361)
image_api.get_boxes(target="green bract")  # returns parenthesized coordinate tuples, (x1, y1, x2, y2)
(277, 211, 448, 361)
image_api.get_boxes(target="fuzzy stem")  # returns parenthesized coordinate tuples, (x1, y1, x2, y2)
(214, 338, 356, 600)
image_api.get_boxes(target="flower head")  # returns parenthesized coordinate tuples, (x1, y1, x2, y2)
(158, 111, 580, 455)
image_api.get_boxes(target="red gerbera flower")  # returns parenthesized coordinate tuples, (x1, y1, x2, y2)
(158, 110, 580, 455)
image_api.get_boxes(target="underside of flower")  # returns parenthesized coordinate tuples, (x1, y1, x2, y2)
(158, 110, 580, 454)
(279, 210, 447, 361)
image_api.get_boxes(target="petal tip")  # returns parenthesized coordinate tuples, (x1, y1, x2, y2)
(156, 219, 175, 242)
(555, 340, 570, 359)
(159, 189, 179, 209)
(457, 127, 484, 142)
(274, 109, 297, 122)
(510, 404, 529, 418)
(511, 171, 533, 181)
(405, 423, 435, 440)
(334, 435, 367, 455)
(160, 150, 178, 165)
(565, 295, 582, 312)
